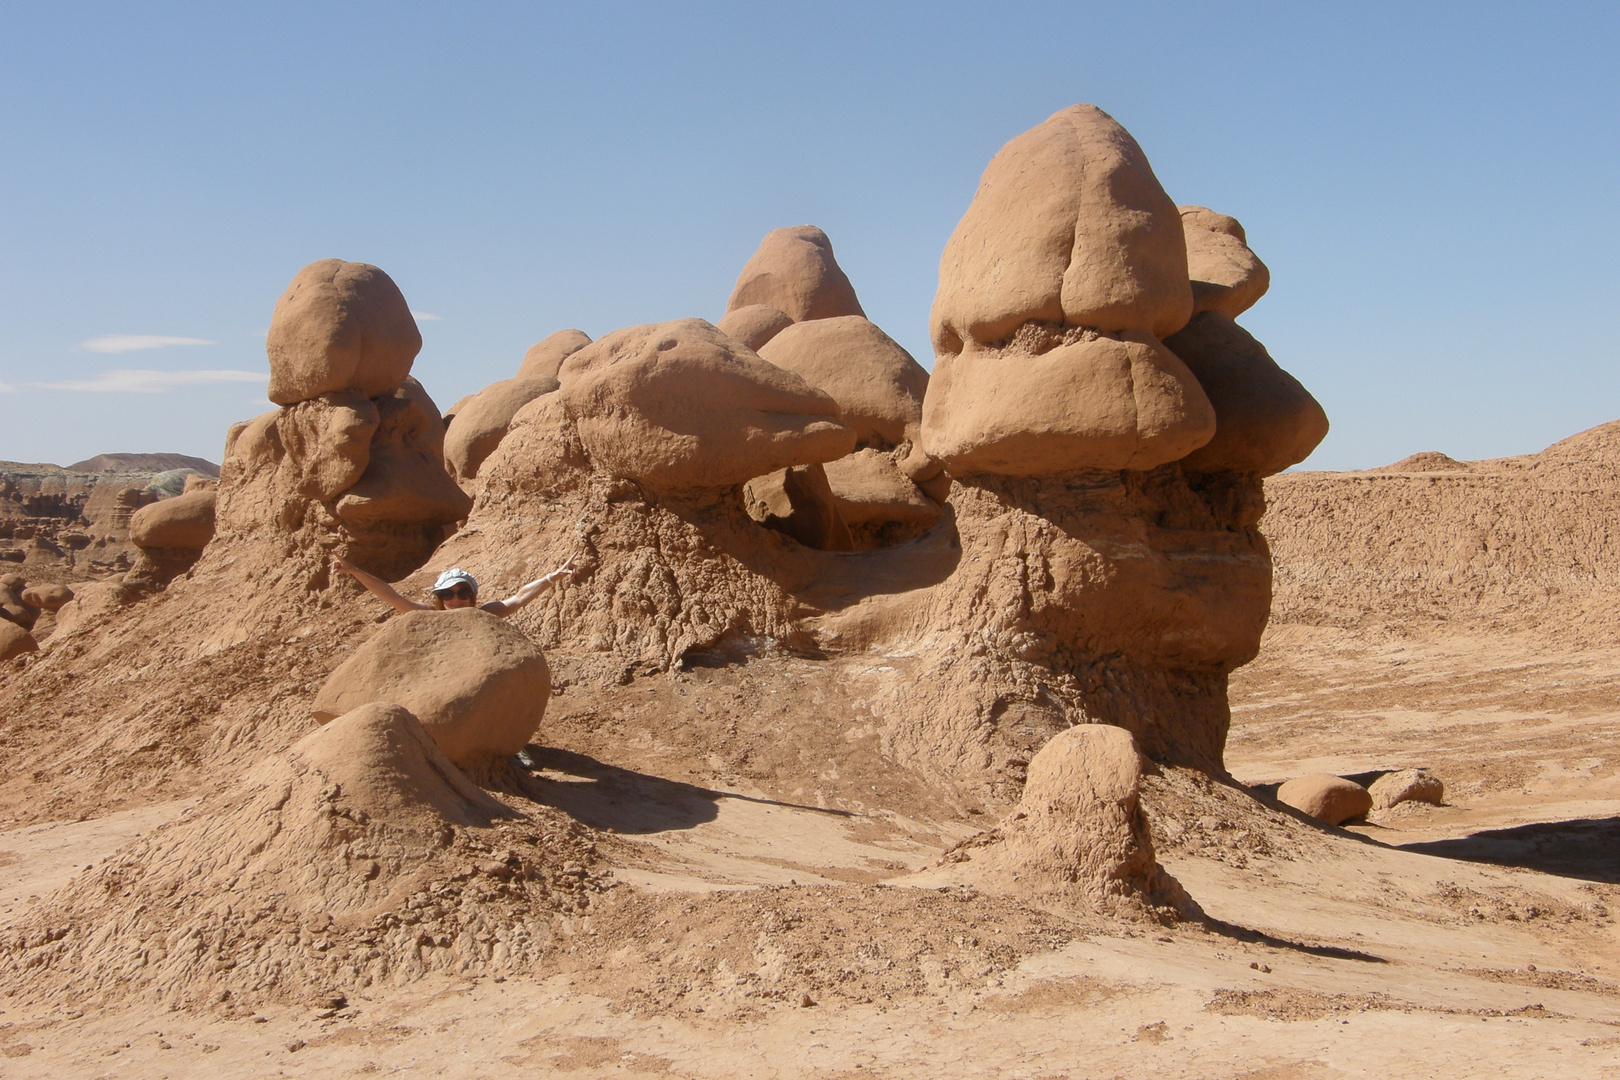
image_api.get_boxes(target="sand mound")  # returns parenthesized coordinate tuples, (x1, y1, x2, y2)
(1264, 420, 1620, 641)
(0, 703, 605, 1013)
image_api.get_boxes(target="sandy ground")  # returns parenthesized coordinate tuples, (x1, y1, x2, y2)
(3, 623, 1618, 1078)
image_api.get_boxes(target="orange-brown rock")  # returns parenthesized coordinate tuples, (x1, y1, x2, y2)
(932, 105, 1192, 349)
(311, 609, 550, 775)
(333, 379, 473, 544)
(743, 463, 853, 552)
(822, 449, 940, 547)
(922, 328, 1214, 476)
(1180, 206, 1270, 320)
(20, 583, 73, 611)
(129, 488, 217, 552)
(517, 329, 592, 381)
(266, 260, 421, 405)
(1276, 774, 1372, 825)
(717, 304, 794, 352)
(444, 375, 561, 486)
(1164, 312, 1328, 476)
(1368, 769, 1444, 810)
(551, 319, 855, 491)
(922, 106, 1212, 478)
(931, 725, 1190, 915)
(758, 316, 928, 450)
(0, 617, 37, 661)
(218, 378, 468, 581)
(726, 226, 865, 323)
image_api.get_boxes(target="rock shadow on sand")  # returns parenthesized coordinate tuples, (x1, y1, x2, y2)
(1400, 817, 1620, 884)
(518, 745, 853, 835)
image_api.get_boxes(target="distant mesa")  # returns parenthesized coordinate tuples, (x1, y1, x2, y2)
(65, 453, 220, 477)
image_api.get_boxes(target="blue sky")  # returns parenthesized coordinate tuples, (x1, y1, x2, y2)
(1, 2, 1615, 470)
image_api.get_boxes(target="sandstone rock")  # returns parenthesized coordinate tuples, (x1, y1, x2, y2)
(0, 619, 37, 662)
(0, 580, 37, 630)
(1180, 206, 1270, 320)
(1276, 774, 1372, 825)
(1369, 769, 1444, 810)
(934, 726, 1191, 915)
(726, 226, 865, 323)
(823, 449, 940, 531)
(921, 106, 1213, 478)
(758, 316, 928, 449)
(717, 304, 794, 352)
(20, 584, 73, 611)
(932, 104, 1193, 349)
(333, 378, 473, 539)
(743, 463, 853, 551)
(48, 581, 134, 638)
(922, 329, 1215, 476)
(444, 375, 560, 485)
(311, 609, 550, 773)
(1164, 312, 1328, 475)
(129, 488, 217, 552)
(0, 573, 23, 590)
(517, 329, 592, 382)
(266, 259, 421, 405)
(555, 318, 856, 491)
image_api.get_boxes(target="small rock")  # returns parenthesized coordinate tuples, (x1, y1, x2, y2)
(1276, 774, 1372, 826)
(1368, 768, 1444, 810)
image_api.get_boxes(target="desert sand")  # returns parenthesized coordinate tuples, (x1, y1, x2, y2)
(0, 104, 1615, 1079)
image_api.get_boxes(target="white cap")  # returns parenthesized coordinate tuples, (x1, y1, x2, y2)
(433, 567, 478, 595)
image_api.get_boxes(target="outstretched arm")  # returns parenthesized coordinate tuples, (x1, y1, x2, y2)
(331, 554, 432, 614)
(484, 555, 577, 616)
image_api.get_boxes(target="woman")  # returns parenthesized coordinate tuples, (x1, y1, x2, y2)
(332, 554, 576, 616)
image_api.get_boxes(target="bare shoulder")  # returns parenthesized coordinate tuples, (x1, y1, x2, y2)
(480, 600, 510, 616)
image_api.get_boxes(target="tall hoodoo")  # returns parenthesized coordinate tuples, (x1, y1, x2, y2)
(216, 260, 471, 581)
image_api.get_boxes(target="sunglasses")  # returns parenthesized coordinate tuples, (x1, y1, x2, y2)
(437, 585, 476, 600)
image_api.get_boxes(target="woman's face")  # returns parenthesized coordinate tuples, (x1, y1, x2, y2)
(438, 584, 477, 609)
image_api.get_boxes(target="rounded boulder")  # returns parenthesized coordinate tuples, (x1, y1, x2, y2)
(1276, 774, 1372, 826)
(311, 609, 550, 772)
(0, 619, 38, 662)
(266, 259, 421, 405)
(20, 584, 74, 612)
(129, 488, 217, 552)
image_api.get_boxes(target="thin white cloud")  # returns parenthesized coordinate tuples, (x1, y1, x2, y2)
(30, 369, 268, 393)
(0, 381, 16, 393)
(411, 311, 442, 321)
(80, 334, 218, 354)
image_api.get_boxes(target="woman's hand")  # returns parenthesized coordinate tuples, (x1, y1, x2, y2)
(331, 554, 358, 578)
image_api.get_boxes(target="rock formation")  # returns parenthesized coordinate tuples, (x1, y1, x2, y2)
(543, 318, 855, 492)
(1180, 206, 1270, 320)
(1276, 774, 1372, 825)
(725, 226, 865, 324)
(419, 103, 1327, 800)
(931, 725, 1192, 917)
(311, 609, 551, 776)
(127, 477, 217, 588)
(716, 304, 793, 351)
(217, 262, 472, 581)
(265, 259, 422, 405)
(0, 618, 36, 662)
(1368, 768, 1444, 810)
(516, 328, 593, 382)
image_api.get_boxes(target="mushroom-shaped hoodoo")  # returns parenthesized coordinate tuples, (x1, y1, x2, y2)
(549, 318, 856, 491)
